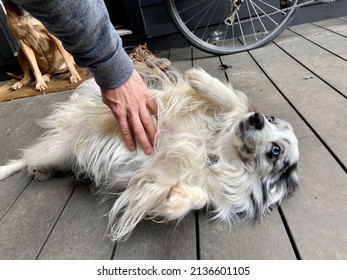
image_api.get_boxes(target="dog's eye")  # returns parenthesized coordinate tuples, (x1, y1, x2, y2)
(271, 145, 281, 156)
(267, 116, 275, 123)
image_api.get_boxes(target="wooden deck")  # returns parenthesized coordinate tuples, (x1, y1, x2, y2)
(0, 17, 346, 260)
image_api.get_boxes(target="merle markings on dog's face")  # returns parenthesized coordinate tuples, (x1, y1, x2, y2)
(233, 112, 300, 211)
(236, 112, 299, 165)
(235, 112, 299, 193)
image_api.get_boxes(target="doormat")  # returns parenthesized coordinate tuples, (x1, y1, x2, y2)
(0, 67, 93, 102)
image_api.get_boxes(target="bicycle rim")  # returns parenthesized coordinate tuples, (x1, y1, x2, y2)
(166, 0, 299, 55)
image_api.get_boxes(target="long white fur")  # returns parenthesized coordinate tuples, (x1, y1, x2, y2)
(0, 160, 26, 181)
(0, 67, 299, 241)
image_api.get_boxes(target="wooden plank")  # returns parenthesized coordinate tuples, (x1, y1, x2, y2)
(200, 212, 296, 259)
(193, 50, 296, 259)
(168, 46, 193, 71)
(155, 50, 170, 59)
(0, 91, 73, 223)
(0, 94, 47, 141)
(114, 215, 197, 260)
(243, 43, 347, 259)
(0, 172, 32, 220)
(274, 29, 347, 98)
(192, 48, 225, 79)
(0, 91, 72, 144)
(0, 90, 73, 163)
(251, 40, 347, 169)
(288, 23, 347, 60)
(0, 176, 74, 259)
(113, 47, 198, 260)
(37, 182, 114, 260)
(313, 18, 347, 37)
(0, 90, 74, 259)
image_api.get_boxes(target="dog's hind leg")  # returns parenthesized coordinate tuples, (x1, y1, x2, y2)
(186, 68, 239, 111)
(107, 180, 208, 241)
(107, 180, 172, 241)
(0, 137, 73, 181)
(164, 182, 208, 220)
(49, 34, 81, 84)
(21, 133, 75, 180)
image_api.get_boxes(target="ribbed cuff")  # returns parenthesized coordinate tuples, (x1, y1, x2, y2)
(90, 48, 134, 89)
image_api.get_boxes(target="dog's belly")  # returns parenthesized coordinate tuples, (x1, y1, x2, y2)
(72, 110, 212, 191)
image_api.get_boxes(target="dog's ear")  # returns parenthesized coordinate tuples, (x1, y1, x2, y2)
(262, 162, 299, 213)
(270, 162, 299, 198)
(280, 163, 299, 197)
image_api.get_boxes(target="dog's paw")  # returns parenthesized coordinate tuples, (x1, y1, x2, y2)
(186, 68, 212, 90)
(70, 73, 82, 84)
(29, 166, 52, 181)
(35, 81, 48, 92)
(42, 74, 51, 83)
(11, 82, 24, 91)
(165, 182, 208, 220)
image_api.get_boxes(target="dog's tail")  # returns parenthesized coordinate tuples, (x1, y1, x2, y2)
(6, 72, 23, 81)
(0, 159, 26, 181)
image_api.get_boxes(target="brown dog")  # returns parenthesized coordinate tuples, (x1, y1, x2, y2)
(3, 0, 81, 91)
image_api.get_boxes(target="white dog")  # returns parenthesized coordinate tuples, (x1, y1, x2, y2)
(0, 68, 299, 241)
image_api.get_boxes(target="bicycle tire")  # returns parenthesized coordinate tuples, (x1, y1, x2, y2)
(165, 0, 300, 55)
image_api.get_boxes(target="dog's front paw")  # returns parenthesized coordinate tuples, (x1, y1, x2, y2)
(165, 182, 208, 220)
(11, 81, 24, 91)
(70, 73, 82, 84)
(35, 81, 48, 92)
(186, 68, 211, 91)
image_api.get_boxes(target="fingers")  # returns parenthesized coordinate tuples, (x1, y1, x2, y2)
(146, 95, 158, 117)
(116, 111, 137, 152)
(100, 70, 157, 155)
(124, 108, 154, 155)
(140, 101, 157, 147)
(109, 101, 154, 155)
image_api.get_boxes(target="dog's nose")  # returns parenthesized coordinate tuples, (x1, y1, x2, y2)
(248, 113, 264, 130)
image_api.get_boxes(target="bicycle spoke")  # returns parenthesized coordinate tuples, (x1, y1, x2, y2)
(199, 0, 222, 39)
(245, 0, 258, 41)
(177, 0, 207, 14)
(166, 0, 299, 55)
(250, 1, 280, 26)
(235, 9, 246, 45)
(181, 1, 215, 26)
(249, 0, 269, 34)
(191, 4, 213, 33)
(258, 0, 287, 15)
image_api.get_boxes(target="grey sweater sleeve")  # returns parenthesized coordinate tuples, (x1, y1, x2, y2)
(12, 0, 134, 89)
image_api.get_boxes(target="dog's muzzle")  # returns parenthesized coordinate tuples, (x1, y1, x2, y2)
(248, 113, 264, 130)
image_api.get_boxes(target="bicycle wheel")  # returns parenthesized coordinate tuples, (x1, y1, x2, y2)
(165, 0, 299, 55)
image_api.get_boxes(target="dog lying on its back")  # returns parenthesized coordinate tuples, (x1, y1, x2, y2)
(0, 67, 299, 241)
(3, 0, 81, 91)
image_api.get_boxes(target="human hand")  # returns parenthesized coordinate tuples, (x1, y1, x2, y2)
(101, 69, 157, 155)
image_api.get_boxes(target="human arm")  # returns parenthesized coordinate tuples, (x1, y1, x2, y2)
(12, 0, 157, 153)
